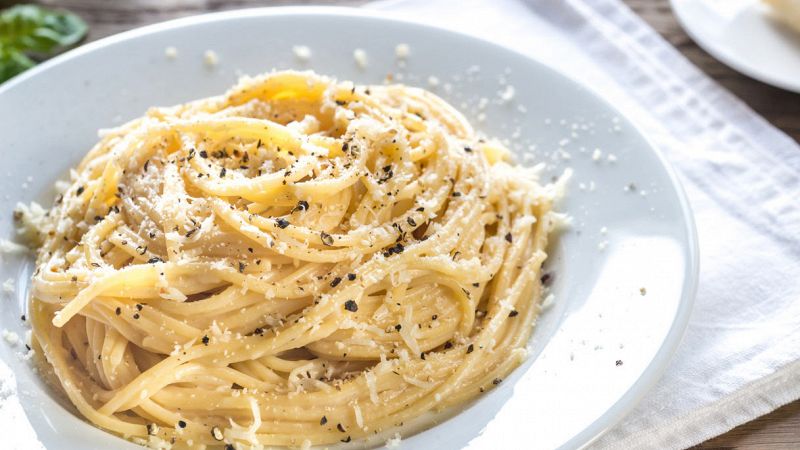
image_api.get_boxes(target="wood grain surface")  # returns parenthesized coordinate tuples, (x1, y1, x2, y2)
(2, 0, 798, 448)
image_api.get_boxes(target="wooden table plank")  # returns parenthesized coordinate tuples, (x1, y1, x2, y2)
(3, 0, 799, 448)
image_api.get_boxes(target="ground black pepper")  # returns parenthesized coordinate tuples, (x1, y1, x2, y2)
(344, 300, 358, 312)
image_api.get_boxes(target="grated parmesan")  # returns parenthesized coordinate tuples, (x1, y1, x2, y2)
(293, 45, 312, 61)
(164, 46, 178, 59)
(203, 50, 219, 67)
(353, 48, 368, 69)
(2, 278, 14, 294)
(2, 329, 19, 346)
(395, 43, 410, 59)
(385, 433, 402, 448)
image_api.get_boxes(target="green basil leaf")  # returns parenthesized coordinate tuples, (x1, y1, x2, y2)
(0, 4, 87, 83)
(0, 45, 35, 83)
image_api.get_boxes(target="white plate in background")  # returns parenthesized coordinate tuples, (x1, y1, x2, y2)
(0, 7, 698, 450)
(671, 0, 800, 93)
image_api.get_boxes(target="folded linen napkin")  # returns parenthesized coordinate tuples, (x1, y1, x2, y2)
(367, 0, 800, 448)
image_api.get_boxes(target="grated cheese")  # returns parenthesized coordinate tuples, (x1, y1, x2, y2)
(293, 45, 312, 61)
(203, 50, 219, 67)
(395, 43, 410, 59)
(353, 48, 368, 69)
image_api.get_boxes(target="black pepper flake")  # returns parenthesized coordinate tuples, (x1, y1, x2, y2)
(383, 243, 405, 257)
(416, 207, 424, 212)
(467, 344, 474, 354)
(341, 437, 351, 443)
(238, 261, 246, 273)
(320, 416, 328, 425)
(407, 217, 417, 227)
(337, 423, 346, 433)
(431, 314, 438, 320)
(76, 186, 84, 195)
(335, 99, 346, 106)
(199, 150, 208, 158)
(275, 218, 290, 229)
(330, 277, 342, 288)
(505, 233, 513, 243)
(254, 327, 264, 336)
(147, 257, 163, 264)
(347, 273, 356, 281)
(395, 324, 402, 331)
(115, 307, 121, 315)
(143, 160, 150, 171)
(472, 282, 480, 287)
(452, 191, 462, 197)
(541, 273, 552, 285)
(177, 420, 186, 429)
(444, 341, 453, 349)
(616, 359, 623, 366)
(225, 445, 235, 450)
(320, 231, 334, 246)
(293, 200, 309, 213)
(133, 313, 140, 320)
(185, 228, 197, 238)
(135, 303, 143, 311)
(202, 335, 209, 345)
(492, 378, 502, 385)
(343, 300, 358, 312)
(219, 167, 227, 178)
(137, 245, 148, 255)
(420, 352, 426, 360)
(464, 146, 473, 153)
(20, 314, 25, 321)
(509, 310, 519, 317)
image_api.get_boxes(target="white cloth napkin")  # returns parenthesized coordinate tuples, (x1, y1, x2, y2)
(367, 0, 800, 448)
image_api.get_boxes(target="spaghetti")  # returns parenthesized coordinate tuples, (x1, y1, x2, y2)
(26, 70, 564, 448)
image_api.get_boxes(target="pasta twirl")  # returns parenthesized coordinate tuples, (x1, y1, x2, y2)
(27, 70, 563, 448)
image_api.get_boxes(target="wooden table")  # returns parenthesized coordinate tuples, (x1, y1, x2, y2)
(4, 0, 799, 448)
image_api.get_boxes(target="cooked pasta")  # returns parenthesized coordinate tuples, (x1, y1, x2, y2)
(26, 70, 565, 449)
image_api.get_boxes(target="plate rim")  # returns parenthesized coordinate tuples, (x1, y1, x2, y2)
(669, 0, 800, 94)
(0, 6, 700, 449)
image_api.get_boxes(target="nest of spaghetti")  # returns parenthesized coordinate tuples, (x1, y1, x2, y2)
(26, 71, 565, 448)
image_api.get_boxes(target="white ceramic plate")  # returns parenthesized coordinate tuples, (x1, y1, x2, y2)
(0, 7, 698, 450)
(671, 0, 800, 93)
